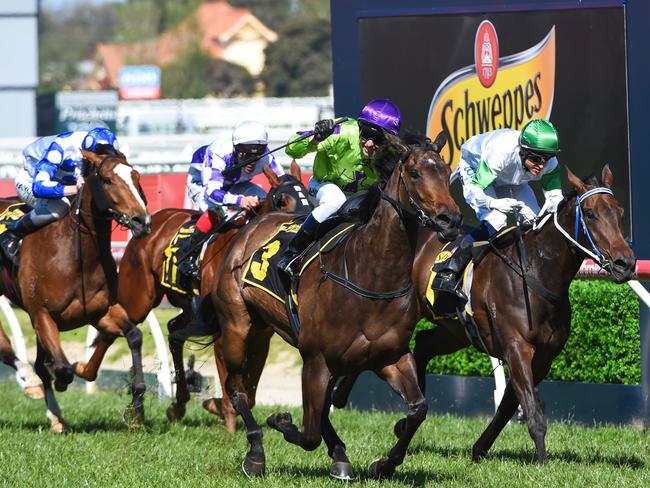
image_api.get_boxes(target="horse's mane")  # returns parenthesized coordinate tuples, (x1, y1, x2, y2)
(92, 143, 123, 157)
(558, 173, 601, 211)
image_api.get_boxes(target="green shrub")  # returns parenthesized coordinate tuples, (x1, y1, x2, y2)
(414, 280, 640, 384)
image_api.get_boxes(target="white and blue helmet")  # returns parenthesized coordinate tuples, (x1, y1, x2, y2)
(83, 128, 119, 152)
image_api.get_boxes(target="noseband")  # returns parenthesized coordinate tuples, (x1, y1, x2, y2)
(379, 151, 447, 231)
(553, 187, 614, 268)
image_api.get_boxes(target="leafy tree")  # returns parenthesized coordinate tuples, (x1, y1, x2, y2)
(260, 16, 332, 97)
(114, 0, 202, 43)
(161, 42, 255, 99)
(39, 2, 118, 93)
(230, 0, 329, 31)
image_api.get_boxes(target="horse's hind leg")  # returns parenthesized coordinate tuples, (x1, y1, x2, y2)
(33, 341, 67, 433)
(321, 379, 355, 480)
(368, 352, 427, 480)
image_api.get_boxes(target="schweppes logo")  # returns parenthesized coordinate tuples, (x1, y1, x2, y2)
(427, 23, 556, 167)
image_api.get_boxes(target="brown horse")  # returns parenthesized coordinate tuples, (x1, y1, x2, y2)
(0, 147, 150, 432)
(0, 318, 43, 398)
(336, 165, 635, 464)
(213, 133, 461, 479)
(73, 162, 312, 432)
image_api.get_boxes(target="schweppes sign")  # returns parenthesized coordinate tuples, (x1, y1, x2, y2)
(427, 22, 556, 166)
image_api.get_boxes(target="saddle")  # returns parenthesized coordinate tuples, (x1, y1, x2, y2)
(0, 202, 29, 235)
(160, 216, 202, 297)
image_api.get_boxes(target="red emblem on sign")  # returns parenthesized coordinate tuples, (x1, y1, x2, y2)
(475, 20, 499, 88)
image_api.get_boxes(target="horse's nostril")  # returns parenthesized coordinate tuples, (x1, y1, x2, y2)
(614, 257, 636, 272)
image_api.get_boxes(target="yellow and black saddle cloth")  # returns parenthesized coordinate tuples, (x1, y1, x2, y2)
(242, 218, 358, 337)
(0, 202, 28, 235)
(161, 220, 201, 297)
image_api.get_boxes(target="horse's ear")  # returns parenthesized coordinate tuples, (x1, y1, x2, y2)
(384, 132, 409, 156)
(81, 149, 101, 165)
(566, 166, 587, 195)
(431, 131, 447, 153)
(601, 164, 614, 188)
(290, 160, 302, 181)
(263, 164, 281, 188)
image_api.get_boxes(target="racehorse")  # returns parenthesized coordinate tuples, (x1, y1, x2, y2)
(0, 147, 151, 432)
(213, 133, 462, 479)
(334, 165, 636, 464)
(73, 162, 312, 432)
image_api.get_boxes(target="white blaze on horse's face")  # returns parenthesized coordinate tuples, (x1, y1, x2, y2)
(114, 163, 147, 212)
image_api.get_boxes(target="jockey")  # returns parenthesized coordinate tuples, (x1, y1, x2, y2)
(276, 98, 402, 276)
(0, 128, 119, 266)
(178, 120, 284, 279)
(432, 118, 564, 295)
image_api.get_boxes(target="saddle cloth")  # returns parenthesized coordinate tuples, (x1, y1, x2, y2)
(161, 220, 201, 297)
(242, 218, 358, 304)
(0, 203, 28, 235)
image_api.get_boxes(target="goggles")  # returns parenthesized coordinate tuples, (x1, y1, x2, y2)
(524, 150, 554, 164)
(235, 143, 267, 157)
(358, 122, 386, 146)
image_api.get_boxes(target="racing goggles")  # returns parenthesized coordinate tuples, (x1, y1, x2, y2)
(235, 143, 267, 157)
(524, 150, 554, 164)
(358, 122, 386, 146)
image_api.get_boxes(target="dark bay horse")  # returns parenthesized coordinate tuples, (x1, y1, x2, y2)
(0, 148, 151, 432)
(335, 165, 635, 464)
(214, 133, 461, 479)
(74, 162, 311, 432)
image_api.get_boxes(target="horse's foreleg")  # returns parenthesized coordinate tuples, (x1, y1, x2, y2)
(0, 324, 43, 398)
(266, 353, 329, 453)
(321, 378, 355, 480)
(166, 310, 192, 422)
(96, 304, 145, 425)
(369, 353, 427, 480)
(471, 381, 519, 461)
(32, 310, 73, 392)
(33, 341, 67, 433)
(413, 323, 470, 395)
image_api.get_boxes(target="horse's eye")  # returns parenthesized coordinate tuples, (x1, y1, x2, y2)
(584, 209, 595, 219)
(408, 169, 420, 179)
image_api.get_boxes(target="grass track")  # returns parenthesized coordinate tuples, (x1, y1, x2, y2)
(0, 383, 648, 487)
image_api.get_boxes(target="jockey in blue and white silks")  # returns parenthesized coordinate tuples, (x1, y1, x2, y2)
(178, 121, 284, 279)
(0, 128, 119, 265)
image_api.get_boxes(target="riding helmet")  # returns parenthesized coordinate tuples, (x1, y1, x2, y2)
(358, 99, 401, 136)
(83, 128, 119, 152)
(519, 119, 560, 154)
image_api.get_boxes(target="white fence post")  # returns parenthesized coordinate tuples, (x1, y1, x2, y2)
(85, 327, 99, 394)
(0, 296, 28, 387)
(490, 356, 506, 413)
(146, 311, 173, 400)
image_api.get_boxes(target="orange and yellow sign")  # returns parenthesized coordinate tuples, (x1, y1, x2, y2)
(427, 26, 556, 166)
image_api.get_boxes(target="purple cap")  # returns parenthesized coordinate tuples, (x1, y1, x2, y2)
(358, 99, 401, 135)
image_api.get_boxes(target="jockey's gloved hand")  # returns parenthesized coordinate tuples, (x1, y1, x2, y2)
(538, 189, 564, 217)
(519, 205, 537, 225)
(312, 119, 336, 142)
(488, 197, 523, 214)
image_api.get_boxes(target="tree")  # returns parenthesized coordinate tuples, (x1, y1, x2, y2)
(114, 0, 202, 43)
(161, 42, 255, 99)
(260, 16, 332, 97)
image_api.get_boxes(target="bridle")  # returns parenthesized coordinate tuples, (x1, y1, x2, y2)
(379, 148, 448, 231)
(553, 187, 614, 268)
(269, 176, 314, 213)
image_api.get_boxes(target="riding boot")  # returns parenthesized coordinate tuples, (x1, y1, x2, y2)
(0, 212, 40, 266)
(276, 214, 319, 277)
(431, 239, 474, 297)
(177, 228, 207, 280)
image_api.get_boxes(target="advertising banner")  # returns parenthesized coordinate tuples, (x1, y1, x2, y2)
(119, 65, 162, 100)
(359, 7, 630, 232)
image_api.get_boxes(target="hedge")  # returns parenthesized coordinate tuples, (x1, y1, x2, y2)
(413, 280, 641, 384)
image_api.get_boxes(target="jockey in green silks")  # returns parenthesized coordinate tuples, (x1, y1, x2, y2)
(432, 118, 563, 296)
(276, 98, 402, 276)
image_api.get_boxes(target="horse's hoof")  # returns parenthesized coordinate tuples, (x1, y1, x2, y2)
(266, 412, 292, 431)
(166, 403, 186, 422)
(393, 418, 407, 438)
(242, 454, 265, 478)
(123, 406, 144, 428)
(471, 445, 487, 462)
(23, 385, 45, 400)
(50, 421, 69, 434)
(54, 379, 69, 392)
(330, 461, 355, 481)
(368, 458, 395, 480)
(202, 398, 225, 419)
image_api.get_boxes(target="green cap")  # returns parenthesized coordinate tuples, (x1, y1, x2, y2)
(519, 119, 560, 154)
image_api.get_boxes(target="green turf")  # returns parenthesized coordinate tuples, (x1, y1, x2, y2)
(0, 383, 647, 487)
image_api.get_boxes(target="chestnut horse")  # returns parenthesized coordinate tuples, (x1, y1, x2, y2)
(335, 165, 636, 464)
(0, 147, 150, 432)
(214, 133, 461, 480)
(73, 162, 312, 432)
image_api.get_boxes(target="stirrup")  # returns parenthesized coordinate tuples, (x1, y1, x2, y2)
(178, 260, 200, 280)
(277, 254, 300, 277)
